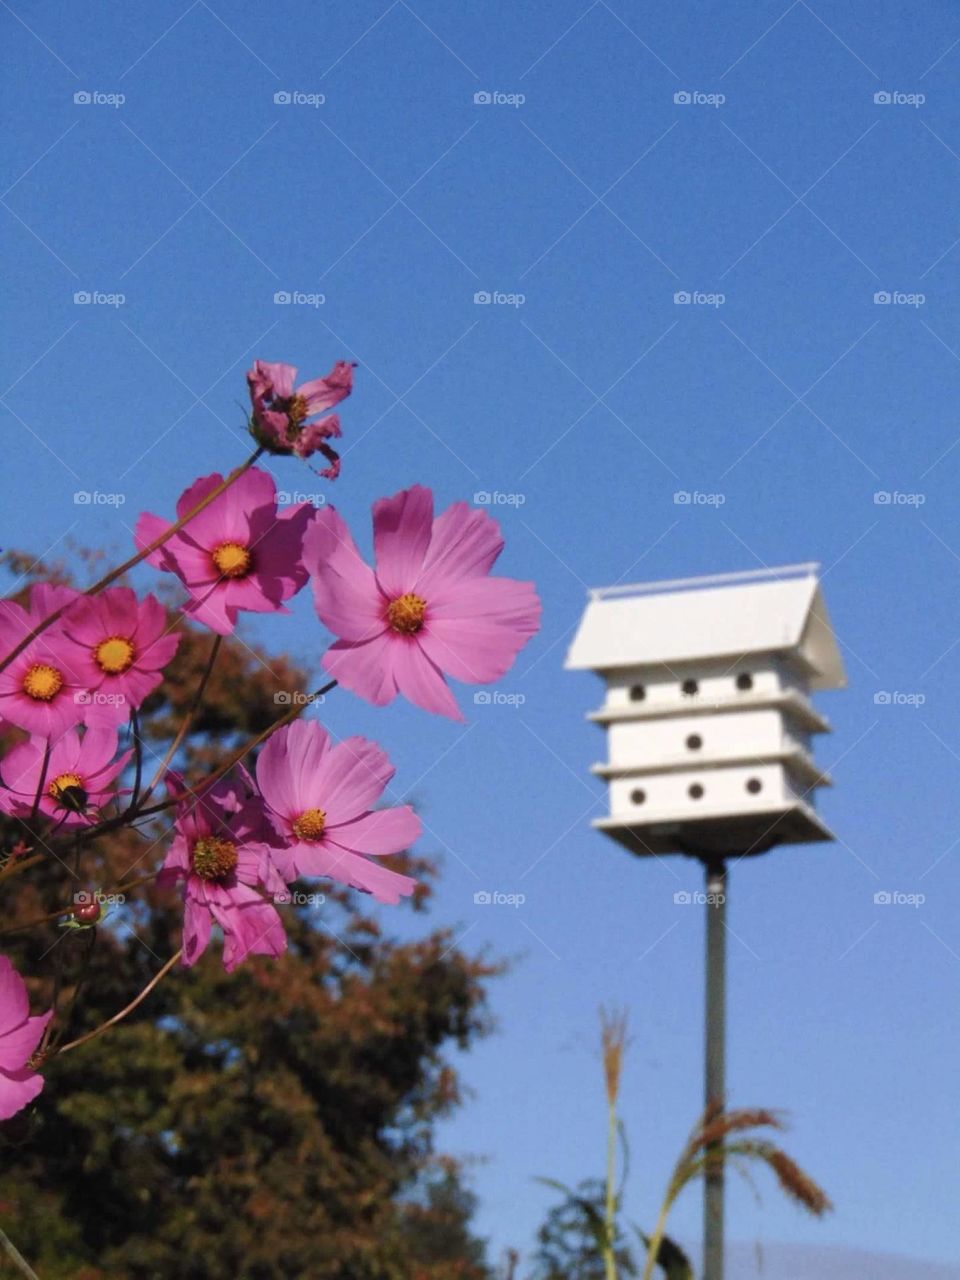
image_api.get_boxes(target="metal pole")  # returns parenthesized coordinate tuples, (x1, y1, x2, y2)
(703, 858, 727, 1280)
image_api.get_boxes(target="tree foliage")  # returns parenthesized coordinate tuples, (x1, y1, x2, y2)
(0, 550, 496, 1280)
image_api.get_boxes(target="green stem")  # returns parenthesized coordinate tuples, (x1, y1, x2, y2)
(0, 1227, 40, 1280)
(603, 1101, 619, 1280)
(641, 1194, 673, 1280)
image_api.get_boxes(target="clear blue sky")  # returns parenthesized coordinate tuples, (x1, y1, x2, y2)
(2, 0, 959, 1271)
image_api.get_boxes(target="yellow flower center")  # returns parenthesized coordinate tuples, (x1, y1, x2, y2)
(22, 663, 64, 701)
(387, 593, 427, 635)
(292, 808, 326, 841)
(94, 635, 136, 675)
(48, 773, 87, 813)
(212, 542, 252, 579)
(284, 394, 308, 441)
(191, 835, 239, 881)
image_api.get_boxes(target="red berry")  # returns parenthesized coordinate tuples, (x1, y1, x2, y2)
(73, 898, 101, 924)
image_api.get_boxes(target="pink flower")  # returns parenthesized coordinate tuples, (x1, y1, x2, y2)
(0, 727, 130, 828)
(0, 955, 52, 1120)
(59, 587, 180, 728)
(256, 719, 421, 905)
(304, 485, 541, 720)
(134, 468, 315, 636)
(0, 584, 90, 737)
(247, 359, 354, 477)
(158, 771, 288, 972)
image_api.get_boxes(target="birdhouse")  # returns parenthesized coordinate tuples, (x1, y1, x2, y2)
(565, 564, 846, 859)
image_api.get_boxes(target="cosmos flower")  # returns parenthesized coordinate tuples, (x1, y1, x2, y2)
(255, 719, 421, 905)
(59, 587, 180, 728)
(0, 727, 130, 828)
(134, 468, 315, 636)
(0, 584, 90, 737)
(0, 954, 53, 1120)
(158, 771, 289, 972)
(304, 485, 541, 720)
(246, 359, 354, 477)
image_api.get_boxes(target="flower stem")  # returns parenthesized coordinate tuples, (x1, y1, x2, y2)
(135, 632, 221, 810)
(125, 678, 338, 821)
(50, 947, 183, 1057)
(603, 1101, 619, 1280)
(0, 1228, 41, 1280)
(0, 448, 263, 674)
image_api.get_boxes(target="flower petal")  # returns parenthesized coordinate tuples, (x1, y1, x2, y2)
(327, 804, 421, 855)
(372, 485, 434, 598)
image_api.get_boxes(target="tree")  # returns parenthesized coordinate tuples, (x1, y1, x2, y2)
(0, 549, 496, 1280)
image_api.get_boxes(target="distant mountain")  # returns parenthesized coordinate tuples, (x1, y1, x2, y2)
(723, 1242, 960, 1280)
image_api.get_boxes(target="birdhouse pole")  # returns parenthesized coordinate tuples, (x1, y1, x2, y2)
(703, 858, 727, 1280)
(565, 564, 847, 1280)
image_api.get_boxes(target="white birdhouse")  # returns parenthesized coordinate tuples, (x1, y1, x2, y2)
(566, 564, 846, 858)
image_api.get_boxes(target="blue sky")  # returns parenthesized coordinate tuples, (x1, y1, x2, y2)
(2, 0, 959, 1271)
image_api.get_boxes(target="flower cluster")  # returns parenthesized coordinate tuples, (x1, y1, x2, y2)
(0, 356, 541, 1119)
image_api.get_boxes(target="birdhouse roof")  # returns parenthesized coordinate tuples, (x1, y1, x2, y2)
(565, 563, 846, 690)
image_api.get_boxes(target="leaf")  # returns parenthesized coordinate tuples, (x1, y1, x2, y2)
(636, 1227, 694, 1279)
